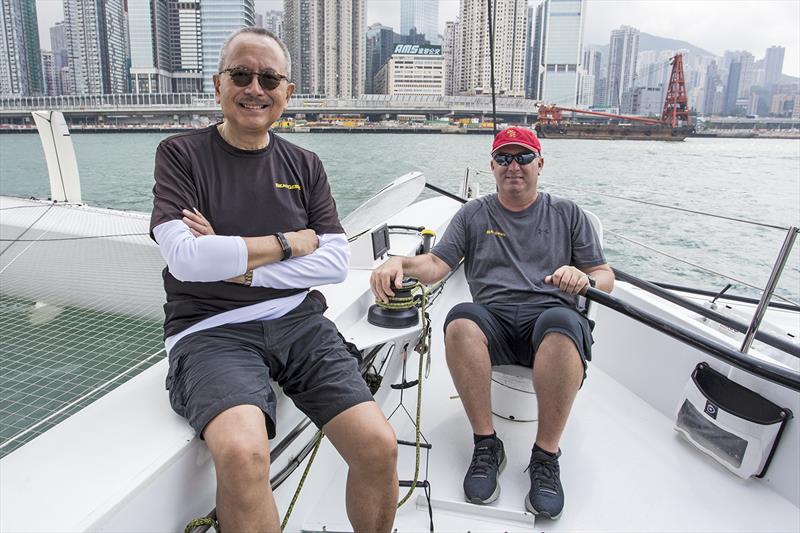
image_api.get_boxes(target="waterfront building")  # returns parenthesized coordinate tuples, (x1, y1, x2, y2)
(400, 0, 439, 45)
(0, 0, 44, 95)
(63, 0, 129, 94)
(41, 51, 56, 95)
(528, 0, 585, 105)
(724, 61, 742, 114)
(264, 10, 284, 40)
(200, 0, 255, 93)
(374, 43, 444, 96)
(621, 86, 662, 116)
(442, 20, 460, 96)
(606, 25, 639, 108)
(770, 93, 799, 118)
(582, 46, 602, 106)
(457, 0, 527, 97)
(764, 46, 785, 88)
(50, 21, 71, 95)
(523, 3, 536, 99)
(129, 0, 172, 93)
(168, 0, 203, 93)
(284, 0, 365, 97)
(702, 60, 723, 116)
(366, 23, 398, 94)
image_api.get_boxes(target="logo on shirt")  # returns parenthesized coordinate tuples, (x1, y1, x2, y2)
(276, 183, 301, 191)
(536, 228, 550, 236)
(485, 229, 506, 238)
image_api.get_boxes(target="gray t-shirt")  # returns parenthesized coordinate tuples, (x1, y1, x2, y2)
(431, 192, 606, 308)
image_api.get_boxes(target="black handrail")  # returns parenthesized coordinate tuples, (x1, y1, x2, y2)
(615, 269, 800, 358)
(584, 287, 800, 392)
(651, 281, 800, 312)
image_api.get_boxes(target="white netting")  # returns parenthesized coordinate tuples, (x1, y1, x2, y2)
(0, 197, 166, 456)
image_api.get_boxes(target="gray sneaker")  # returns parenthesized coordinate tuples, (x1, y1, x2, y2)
(463, 437, 506, 504)
(524, 448, 564, 519)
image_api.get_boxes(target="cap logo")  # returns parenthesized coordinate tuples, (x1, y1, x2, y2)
(506, 129, 518, 138)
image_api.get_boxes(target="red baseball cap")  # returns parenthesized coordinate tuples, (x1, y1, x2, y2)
(491, 127, 542, 154)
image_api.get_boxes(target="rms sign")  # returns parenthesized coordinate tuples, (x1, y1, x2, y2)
(393, 44, 442, 56)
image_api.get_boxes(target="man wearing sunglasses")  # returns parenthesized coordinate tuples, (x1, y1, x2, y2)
(371, 126, 614, 520)
(150, 28, 397, 532)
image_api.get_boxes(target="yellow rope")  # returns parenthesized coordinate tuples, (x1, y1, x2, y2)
(397, 284, 430, 508)
(183, 516, 219, 533)
(280, 431, 325, 531)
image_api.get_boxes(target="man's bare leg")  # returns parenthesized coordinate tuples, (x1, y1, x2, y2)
(532, 332, 584, 453)
(324, 402, 398, 533)
(204, 404, 280, 532)
(444, 318, 494, 435)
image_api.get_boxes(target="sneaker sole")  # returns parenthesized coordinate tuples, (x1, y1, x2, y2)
(524, 493, 562, 520)
(464, 453, 507, 505)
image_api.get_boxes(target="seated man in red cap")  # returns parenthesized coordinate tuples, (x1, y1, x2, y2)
(370, 126, 614, 519)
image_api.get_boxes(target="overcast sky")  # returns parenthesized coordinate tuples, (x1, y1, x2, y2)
(35, 0, 800, 76)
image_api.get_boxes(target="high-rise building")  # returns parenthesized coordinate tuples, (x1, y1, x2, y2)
(201, 0, 255, 93)
(284, 0, 322, 94)
(724, 61, 742, 114)
(400, 0, 439, 45)
(0, 0, 44, 95)
(702, 60, 723, 116)
(63, 0, 129, 94)
(442, 20, 460, 96)
(365, 23, 397, 94)
(41, 50, 56, 95)
(264, 10, 284, 40)
(605, 25, 639, 108)
(764, 46, 785, 88)
(50, 21, 71, 94)
(457, 0, 527, 97)
(528, 0, 585, 105)
(582, 46, 602, 106)
(284, 0, 365, 97)
(169, 0, 203, 93)
(129, 0, 172, 93)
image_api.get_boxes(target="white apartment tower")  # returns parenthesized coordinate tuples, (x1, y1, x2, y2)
(63, 0, 128, 94)
(201, 0, 255, 93)
(170, 0, 203, 92)
(443, 20, 460, 96)
(457, 0, 527, 97)
(400, 0, 439, 44)
(605, 25, 639, 108)
(530, 0, 586, 106)
(284, 0, 365, 97)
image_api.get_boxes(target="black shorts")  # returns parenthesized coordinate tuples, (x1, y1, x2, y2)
(166, 291, 374, 439)
(443, 302, 593, 372)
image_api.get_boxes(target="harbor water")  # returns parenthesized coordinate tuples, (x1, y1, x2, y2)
(2, 132, 798, 301)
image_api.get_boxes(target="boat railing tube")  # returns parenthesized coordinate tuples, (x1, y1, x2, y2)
(614, 269, 800, 359)
(584, 287, 800, 392)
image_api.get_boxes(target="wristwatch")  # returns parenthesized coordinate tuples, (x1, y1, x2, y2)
(586, 274, 597, 288)
(275, 232, 292, 261)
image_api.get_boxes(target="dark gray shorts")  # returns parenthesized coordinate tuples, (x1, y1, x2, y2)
(166, 291, 374, 439)
(443, 302, 593, 372)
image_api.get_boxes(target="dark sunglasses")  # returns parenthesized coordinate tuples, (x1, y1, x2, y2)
(219, 67, 289, 90)
(493, 152, 539, 166)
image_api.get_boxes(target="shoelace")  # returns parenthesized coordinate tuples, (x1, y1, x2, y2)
(469, 445, 498, 478)
(527, 456, 560, 493)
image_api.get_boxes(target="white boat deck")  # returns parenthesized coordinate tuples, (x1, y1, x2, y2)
(285, 270, 800, 532)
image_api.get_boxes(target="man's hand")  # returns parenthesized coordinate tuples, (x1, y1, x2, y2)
(545, 265, 591, 295)
(285, 228, 319, 257)
(370, 256, 405, 303)
(182, 208, 215, 237)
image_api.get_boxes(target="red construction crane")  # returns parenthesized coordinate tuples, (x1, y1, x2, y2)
(537, 54, 690, 129)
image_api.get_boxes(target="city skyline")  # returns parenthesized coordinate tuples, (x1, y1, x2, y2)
(33, 1, 800, 78)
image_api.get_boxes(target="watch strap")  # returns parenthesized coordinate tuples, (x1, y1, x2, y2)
(587, 274, 596, 288)
(275, 232, 292, 261)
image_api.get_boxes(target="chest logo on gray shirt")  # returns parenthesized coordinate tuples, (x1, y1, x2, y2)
(485, 229, 507, 238)
(536, 228, 551, 236)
